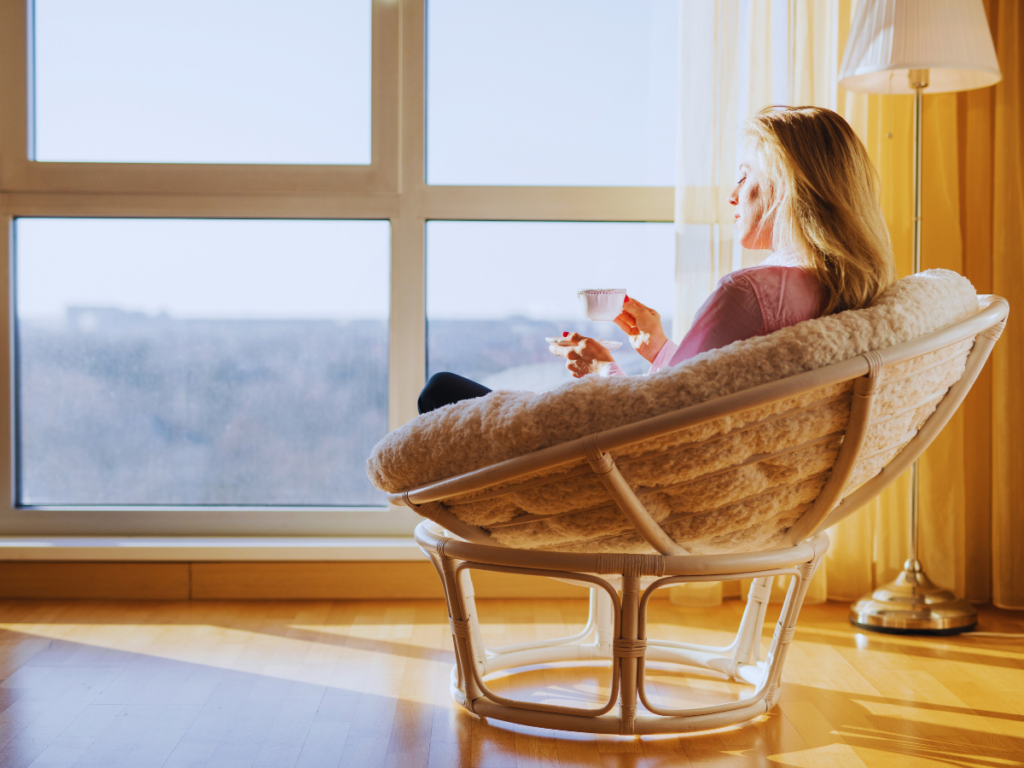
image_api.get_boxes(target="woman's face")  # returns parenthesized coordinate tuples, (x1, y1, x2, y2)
(729, 143, 774, 251)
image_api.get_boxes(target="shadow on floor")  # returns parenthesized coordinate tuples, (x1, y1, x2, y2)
(0, 615, 1021, 768)
(644, 599, 1024, 672)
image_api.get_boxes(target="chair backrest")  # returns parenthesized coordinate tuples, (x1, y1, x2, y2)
(392, 296, 1008, 555)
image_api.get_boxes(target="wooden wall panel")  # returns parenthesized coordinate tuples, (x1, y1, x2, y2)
(190, 562, 591, 600)
(190, 562, 446, 600)
(0, 562, 189, 599)
(0, 561, 657, 600)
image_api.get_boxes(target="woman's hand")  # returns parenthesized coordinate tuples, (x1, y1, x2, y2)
(549, 332, 615, 378)
(614, 296, 669, 363)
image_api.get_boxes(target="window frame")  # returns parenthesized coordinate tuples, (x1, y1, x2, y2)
(0, 0, 673, 537)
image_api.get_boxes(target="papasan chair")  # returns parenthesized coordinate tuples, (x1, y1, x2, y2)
(367, 269, 1007, 736)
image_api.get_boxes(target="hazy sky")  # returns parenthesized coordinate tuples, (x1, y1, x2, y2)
(33, 0, 371, 164)
(17, 219, 391, 320)
(21, 0, 679, 322)
(427, 221, 675, 321)
(427, 0, 678, 186)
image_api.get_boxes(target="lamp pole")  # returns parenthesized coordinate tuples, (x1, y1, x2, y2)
(911, 69, 925, 276)
(910, 68, 925, 574)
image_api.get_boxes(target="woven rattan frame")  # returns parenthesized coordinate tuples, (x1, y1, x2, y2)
(397, 295, 1009, 736)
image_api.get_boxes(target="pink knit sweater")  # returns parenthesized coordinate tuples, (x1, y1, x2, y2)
(602, 249, 824, 378)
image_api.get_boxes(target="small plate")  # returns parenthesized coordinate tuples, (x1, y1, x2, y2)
(546, 337, 623, 352)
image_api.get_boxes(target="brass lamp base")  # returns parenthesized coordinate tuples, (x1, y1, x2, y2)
(850, 559, 977, 635)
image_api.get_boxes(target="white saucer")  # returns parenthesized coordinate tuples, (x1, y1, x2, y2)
(545, 337, 623, 352)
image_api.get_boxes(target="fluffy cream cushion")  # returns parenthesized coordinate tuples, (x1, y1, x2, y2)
(367, 270, 977, 554)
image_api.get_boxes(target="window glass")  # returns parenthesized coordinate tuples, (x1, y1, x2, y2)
(427, 0, 679, 186)
(15, 218, 389, 506)
(32, 0, 371, 164)
(427, 221, 675, 391)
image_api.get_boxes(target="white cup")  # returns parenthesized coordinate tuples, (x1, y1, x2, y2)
(577, 289, 627, 321)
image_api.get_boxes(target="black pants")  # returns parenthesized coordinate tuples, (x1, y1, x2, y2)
(418, 372, 491, 414)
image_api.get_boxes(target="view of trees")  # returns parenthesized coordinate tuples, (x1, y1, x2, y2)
(19, 308, 388, 506)
(18, 308, 652, 507)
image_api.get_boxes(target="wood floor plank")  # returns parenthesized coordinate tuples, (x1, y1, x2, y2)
(18, 701, 123, 768)
(204, 675, 293, 767)
(382, 607, 437, 768)
(161, 669, 261, 767)
(0, 599, 1018, 768)
(0, 667, 123, 768)
(775, 700, 866, 767)
(250, 681, 326, 768)
(109, 703, 205, 768)
(751, 709, 814, 766)
(67, 702, 166, 768)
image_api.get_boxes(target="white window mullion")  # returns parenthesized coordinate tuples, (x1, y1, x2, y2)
(0, 214, 13, 513)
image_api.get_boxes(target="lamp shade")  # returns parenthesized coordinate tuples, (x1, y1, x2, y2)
(838, 0, 1001, 94)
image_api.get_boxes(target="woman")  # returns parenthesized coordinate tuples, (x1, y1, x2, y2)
(418, 106, 895, 414)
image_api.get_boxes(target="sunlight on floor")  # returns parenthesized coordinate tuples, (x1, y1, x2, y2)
(0, 599, 1021, 767)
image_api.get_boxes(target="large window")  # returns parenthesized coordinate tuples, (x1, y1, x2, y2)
(0, 0, 677, 535)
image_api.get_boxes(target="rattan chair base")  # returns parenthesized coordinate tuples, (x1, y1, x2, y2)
(417, 521, 830, 736)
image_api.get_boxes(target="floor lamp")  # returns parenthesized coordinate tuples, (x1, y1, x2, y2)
(837, 0, 1001, 634)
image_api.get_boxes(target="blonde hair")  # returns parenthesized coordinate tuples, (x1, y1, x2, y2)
(743, 106, 895, 314)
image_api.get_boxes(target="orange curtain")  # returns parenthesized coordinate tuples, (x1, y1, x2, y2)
(977, 0, 1024, 608)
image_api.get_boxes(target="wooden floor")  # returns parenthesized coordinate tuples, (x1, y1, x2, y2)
(0, 597, 1020, 767)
